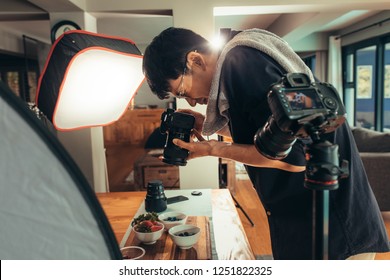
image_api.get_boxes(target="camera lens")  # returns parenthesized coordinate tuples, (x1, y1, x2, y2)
(145, 180, 167, 212)
(254, 117, 296, 160)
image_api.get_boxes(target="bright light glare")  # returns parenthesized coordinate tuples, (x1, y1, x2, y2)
(210, 36, 224, 50)
(54, 48, 144, 130)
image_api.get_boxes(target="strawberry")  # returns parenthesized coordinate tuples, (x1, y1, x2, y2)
(140, 220, 154, 228)
(150, 225, 163, 232)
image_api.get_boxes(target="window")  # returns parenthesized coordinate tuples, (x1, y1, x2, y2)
(302, 55, 316, 73)
(342, 34, 390, 132)
(0, 53, 39, 102)
(344, 54, 355, 125)
(355, 45, 376, 129)
(384, 42, 390, 131)
(6, 72, 21, 97)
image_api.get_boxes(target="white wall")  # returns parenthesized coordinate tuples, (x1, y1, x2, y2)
(134, 81, 174, 109)
(96, 18, 175, 109)
(171, 2, 220, 190)
(0, 26, 39, 55)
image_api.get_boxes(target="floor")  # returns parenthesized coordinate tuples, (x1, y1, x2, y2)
(233, 179, 390, 260)
(105, 143, 390, 260)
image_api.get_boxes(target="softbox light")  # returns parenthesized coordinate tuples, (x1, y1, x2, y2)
(0, 81, 121, 259)
(36, 30, 144, 131)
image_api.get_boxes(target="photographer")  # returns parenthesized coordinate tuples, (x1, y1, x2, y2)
(142, 27, 389, 260)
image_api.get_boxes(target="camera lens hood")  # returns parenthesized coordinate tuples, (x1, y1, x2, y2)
(254, 118, 296, 160)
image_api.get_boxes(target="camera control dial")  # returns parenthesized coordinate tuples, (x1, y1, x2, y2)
(323, 97, 338, 110)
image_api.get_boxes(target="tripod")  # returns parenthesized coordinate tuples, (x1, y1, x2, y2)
(304, 129, 348, 260)
(219, 158, 254, 226)
(231, 192, 255, 226)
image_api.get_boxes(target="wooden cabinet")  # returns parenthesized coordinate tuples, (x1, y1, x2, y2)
(134, 154, 179, 189)
(143, 165, 179, 189)
(103, 108, 164, 145)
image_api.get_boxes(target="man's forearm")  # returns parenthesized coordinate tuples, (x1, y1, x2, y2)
(211, 141, 305, 172)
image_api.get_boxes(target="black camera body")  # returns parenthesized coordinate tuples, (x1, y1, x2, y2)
(160, 109, 195, 166)
(254, 73, 346, 160)
(255, 74, 349, 255)
(269, 73, 346, 137)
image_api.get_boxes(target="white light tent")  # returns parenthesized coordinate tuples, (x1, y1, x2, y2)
(0, 81, 121, 259)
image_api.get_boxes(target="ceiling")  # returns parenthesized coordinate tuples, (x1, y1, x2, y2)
(0, 0, 389, 52)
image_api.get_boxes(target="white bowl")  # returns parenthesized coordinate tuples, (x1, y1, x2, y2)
(120, 246, 145, 260)
(168, 224, 201, 249)
(133, 221, 164, 245)
(158, 212, 188, 230)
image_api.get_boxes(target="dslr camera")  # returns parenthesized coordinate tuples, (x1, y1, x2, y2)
(254, 73, 346, 160)
(160, 109, 195, 166)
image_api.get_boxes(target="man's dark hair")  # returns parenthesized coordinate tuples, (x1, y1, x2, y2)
(142, 27, 211, 99)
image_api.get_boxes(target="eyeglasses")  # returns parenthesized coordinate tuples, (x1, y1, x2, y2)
(176, 68, 187, 99)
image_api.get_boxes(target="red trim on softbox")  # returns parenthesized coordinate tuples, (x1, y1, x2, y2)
(36, 30, 144, 131)
(36, 30, 138, 105)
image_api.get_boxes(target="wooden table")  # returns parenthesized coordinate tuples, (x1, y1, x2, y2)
(97, 189, 255, 260)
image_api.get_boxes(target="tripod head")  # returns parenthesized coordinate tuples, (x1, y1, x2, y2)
(303, 121, 349, 191)
(302, 118, 350, 260)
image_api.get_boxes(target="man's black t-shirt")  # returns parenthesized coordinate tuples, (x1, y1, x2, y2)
(220, 46, 390, 259)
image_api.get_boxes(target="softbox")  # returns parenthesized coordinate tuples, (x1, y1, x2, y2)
(0, 81, 121, 259)
(36, 30, 144, 131)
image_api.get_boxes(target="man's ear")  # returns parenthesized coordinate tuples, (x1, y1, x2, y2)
(186, 51, 206, 71)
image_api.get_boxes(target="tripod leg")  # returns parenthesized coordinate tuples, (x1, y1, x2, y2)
(231, 194, 255, 226)
(312, 189, 329, 260)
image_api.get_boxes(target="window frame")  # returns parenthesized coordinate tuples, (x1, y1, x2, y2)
(342, 33, 390, 131)
(0, 52, 39, 103)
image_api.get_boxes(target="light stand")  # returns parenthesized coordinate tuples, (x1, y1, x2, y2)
(303, 127, 349, 260)
(231, 193, 255, 226)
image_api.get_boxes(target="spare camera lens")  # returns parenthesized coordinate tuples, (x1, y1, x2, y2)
(144, 180, 167, 213)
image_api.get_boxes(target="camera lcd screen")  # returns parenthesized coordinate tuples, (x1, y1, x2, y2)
(285, 89, 324, 111)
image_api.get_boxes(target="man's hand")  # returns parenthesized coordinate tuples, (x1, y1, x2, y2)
(172, 129, 218, 160)
(172, 131, 305, 172)
(176, 109, 205, 134)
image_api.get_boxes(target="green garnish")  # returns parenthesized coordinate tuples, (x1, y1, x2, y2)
(131, 212, 159, 227)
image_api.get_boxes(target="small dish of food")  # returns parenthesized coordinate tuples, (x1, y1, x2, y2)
(120, 246, 145, 260)
(132, 212, 164, 245)
(168, 224, 201, 249)
(158, 212, 188, 230)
